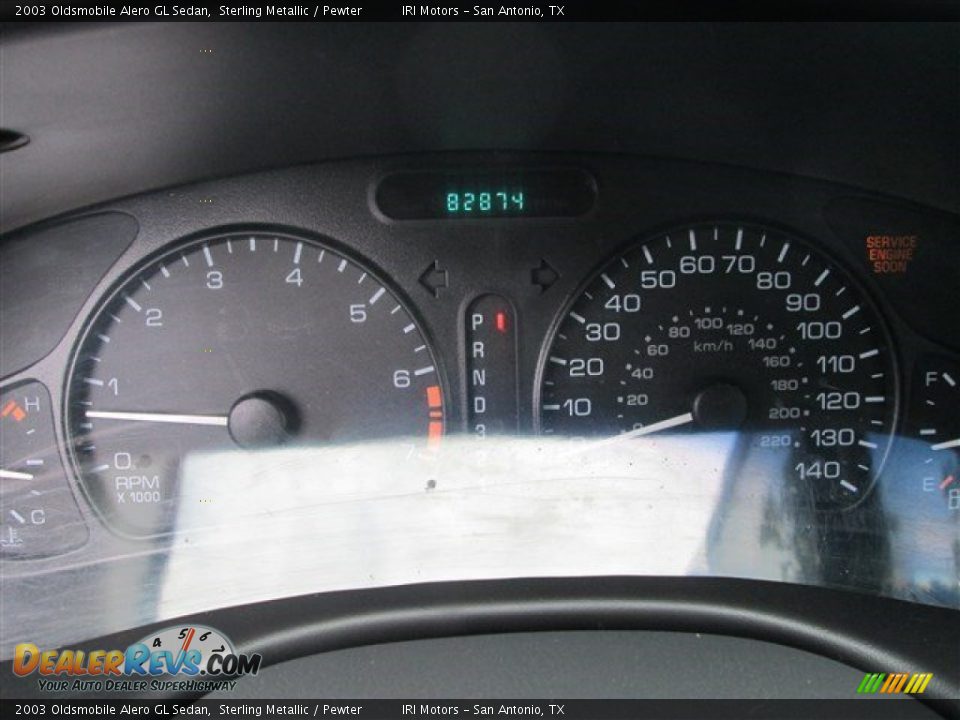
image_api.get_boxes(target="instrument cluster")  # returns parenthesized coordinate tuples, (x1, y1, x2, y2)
(0, 154, 957, 624)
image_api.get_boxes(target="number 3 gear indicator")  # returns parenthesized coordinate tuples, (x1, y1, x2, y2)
(0, 381, 87, 558)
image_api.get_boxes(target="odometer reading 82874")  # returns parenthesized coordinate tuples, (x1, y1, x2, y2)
(538, 223, 896, 509)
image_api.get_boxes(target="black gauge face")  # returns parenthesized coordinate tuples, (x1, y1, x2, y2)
(537, 223, 897, 510)
(67, 231, 445, 536)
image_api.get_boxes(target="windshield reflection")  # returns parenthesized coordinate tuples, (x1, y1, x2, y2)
(144, 432, 960, 621)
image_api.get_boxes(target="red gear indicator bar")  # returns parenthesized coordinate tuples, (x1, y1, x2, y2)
(426, 384, 443, 450)
(465, 295, 519, 439)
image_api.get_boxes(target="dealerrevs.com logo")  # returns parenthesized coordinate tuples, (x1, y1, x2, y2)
(12, 625, 261, 693)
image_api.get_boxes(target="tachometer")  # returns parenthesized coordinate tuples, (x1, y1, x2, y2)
(66, 230, 444, 536)
(537, 223, 896, 509)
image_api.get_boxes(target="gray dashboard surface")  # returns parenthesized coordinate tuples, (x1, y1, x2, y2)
(208, 630, 932, 708)
(1, 22, 957, 233)
(0, 212, 137, 376)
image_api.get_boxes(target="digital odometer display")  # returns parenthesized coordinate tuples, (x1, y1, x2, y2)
(537, 223, 897, 510)
(375, 168, 596, 219)
(444, 189, 526, 215)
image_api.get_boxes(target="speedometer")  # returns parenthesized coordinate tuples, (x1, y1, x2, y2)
(537, 222, 896, 510)
(66, 229, 445, 536)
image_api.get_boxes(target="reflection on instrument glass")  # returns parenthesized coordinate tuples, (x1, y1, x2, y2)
(1, 382, 86, 558)
(66, 230, 444, 537)
(537, 223, 897, 510)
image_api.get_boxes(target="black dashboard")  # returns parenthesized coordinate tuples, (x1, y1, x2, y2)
(0, 18, 957, 713)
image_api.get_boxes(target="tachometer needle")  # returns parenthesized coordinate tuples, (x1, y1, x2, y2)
(85, 410, 228, 427)
(930, 437, 960, 451)
(560, 412, 695, 457)
(0, 469, 34, 480)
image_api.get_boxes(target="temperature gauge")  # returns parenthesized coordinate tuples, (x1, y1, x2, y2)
(1, 381, 87, 558)
(465, 295, 519, 439)
(910, 357, 960, 513)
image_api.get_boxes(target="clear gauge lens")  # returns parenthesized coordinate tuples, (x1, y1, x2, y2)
(67, 231, 445, 536)
(537, 223, 897, 510)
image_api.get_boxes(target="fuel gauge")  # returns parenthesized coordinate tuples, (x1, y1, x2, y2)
(1, 381, 87, 558)
(910, 357, 960, 513)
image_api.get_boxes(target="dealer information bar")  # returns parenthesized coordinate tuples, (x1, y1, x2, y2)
(1, 1, 957, 21)
(0, 699, 944, 719)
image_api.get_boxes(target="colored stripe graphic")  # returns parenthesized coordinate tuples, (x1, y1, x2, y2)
(857, 672, 932, 694)
(905, 673, 933, 694)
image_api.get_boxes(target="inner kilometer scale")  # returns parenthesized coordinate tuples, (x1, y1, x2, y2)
(538, 223, 897, 510)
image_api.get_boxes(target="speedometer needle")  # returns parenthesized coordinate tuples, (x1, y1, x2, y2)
(931, 437, 960, 451)
(85, 410, 229, 427)
(0, 469, 34, 480)
(609, 412, 695, 442)
(560, 412, 695, 457)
